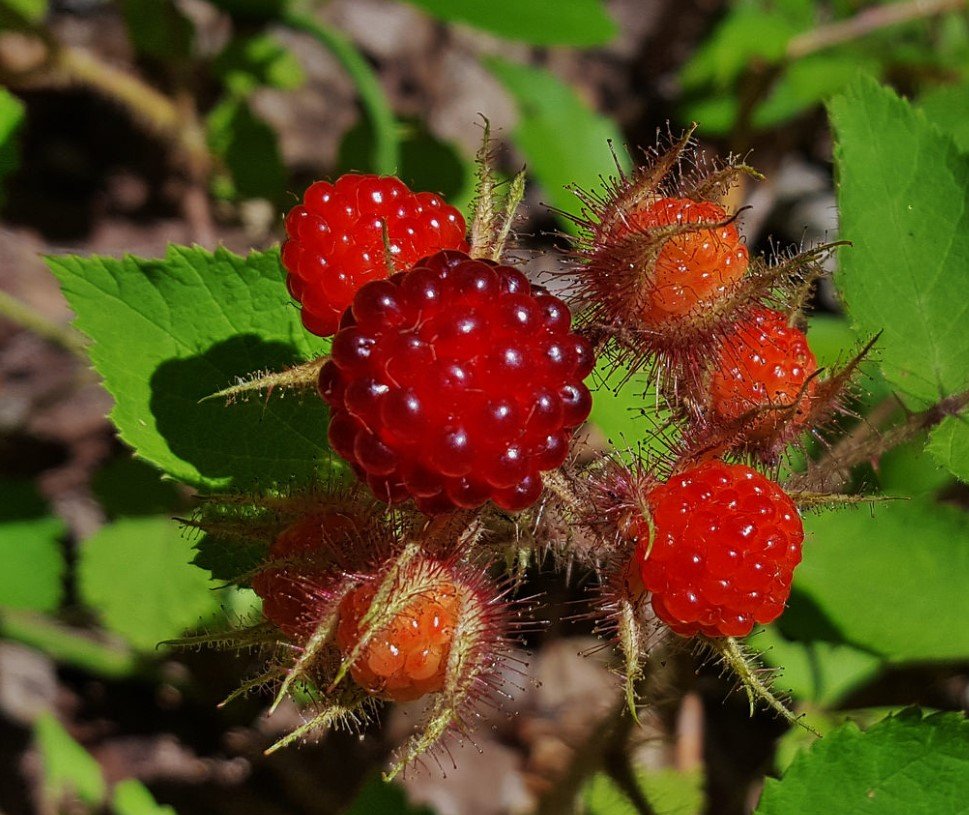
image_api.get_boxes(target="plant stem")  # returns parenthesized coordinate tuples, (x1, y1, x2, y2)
(282, 9, 400, 176)
(52, 45, 211, 178)
(790, 388, 969, 493)
(787, 0, 967, 60)
(0, 289, 88, 358)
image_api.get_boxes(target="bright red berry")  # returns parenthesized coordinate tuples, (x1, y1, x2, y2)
(252, 511, 357, 639)
(708, 307, 818, 439)
(609, 197, 748, 327)
(335, 578, 460, 702)
(318, 250, 595, 514)
(632, 460, 803, 638)
(282, 174, 469, 337)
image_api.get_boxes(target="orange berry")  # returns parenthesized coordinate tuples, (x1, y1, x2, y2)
(708, 307, 819, 440)
(622, 198, 748, 326)
(335, 580, 460, 702)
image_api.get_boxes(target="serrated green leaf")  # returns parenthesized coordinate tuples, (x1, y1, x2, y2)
(207, 96, 287, 202)
(927, 415, 969, 483)
(0, 87, 25, 206)
(486, 58, 629, 230)
(77, 517, 219, 651)
(120, 0, 192, 60)
(35, 713, 106, 807)
(213, 34, 305, 95)
(749, 626, 882, 707)
(345, 776, 435, 815)
(113, 779, 178, 815)
(48, 246, 334, 491)
(402, 0, 615, 46)
(795, 500, 969, 662)
(193, 531, 267, 584)
(756, 709, 969, 814)
(0, 481, 65, 612)
(877, 433, 952, 496)
(583, 768, 703, 815)
(919, 82, 969, 153)
(830, 78, 969, 404)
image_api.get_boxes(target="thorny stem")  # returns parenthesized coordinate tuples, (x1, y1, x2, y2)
(0, 289, 89, 358)
(283, 9, 400, 176)
(792, 388, 969, 493)
(542, 469, 586, 517)
(707, 636, 819, 736)
(787, 0, 968, 60)
(51, 45, 211, 179)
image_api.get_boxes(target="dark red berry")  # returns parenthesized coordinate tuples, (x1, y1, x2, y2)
(319, 251, 595, 514)
(282, 174, 469, 336)
(631, 460, 803, 638)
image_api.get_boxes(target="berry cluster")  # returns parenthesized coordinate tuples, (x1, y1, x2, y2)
(319, 250, 594, 514)
(631, 460, 803, 638)
(282, 174, 468, 336)
(195, 134, 864, 774)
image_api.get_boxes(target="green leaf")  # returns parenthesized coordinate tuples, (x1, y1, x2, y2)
(588, 361, 676, 459)
(583, 768, 704, 815)
(77, 517, 219, 651)
(0, 481, 65, 613)
(345, 776, 435, 815)
(193, 531, 267, 584)
(753, 53, 879, 129)
(681, 0, 813, 91)
(749, 626, 882, 707)
(756, 709, 969, 814)
(120, 0, 192, 61)
(48, 246, 334, 491)
(486, 58, 630, 229)
(35, 713, 106, 807)
(402, 0, 615, 46)
(207, 96, 287, 202)
(213, 34, 305, 95)
(877, 433, 952, 496)
(0, 609, 140, 678)
(927, 415, 969, 484)
(113, 779, 178, 815)
(0, 87, 25, 206)
(92, 457, 186, 519)
(829, 78, 969, 404)
(794, 500, 969, 662)
(919, 82, 969, 153)
(0, 0, 47, 26)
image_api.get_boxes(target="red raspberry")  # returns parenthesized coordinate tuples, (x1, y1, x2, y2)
(622, 198, 748, 326)
(708, 307, 818, 439)
(318, 250, 595, 514)
(252, 511, 357, 639)
(632, 460, 803, 638)
(335, 579, 459, 702)
(282, 174, 469, 337)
